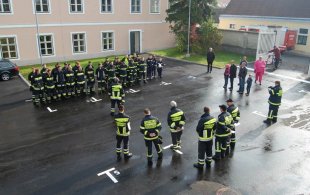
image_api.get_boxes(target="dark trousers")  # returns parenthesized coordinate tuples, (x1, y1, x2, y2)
(246, 85, 251, 94)
(224, 75, 229, 88)
(274, 58, 280, 69)
(207, 61, 213, 73)
(151, 66, 156, 78)
(238, 77, 245, 93)
(215, 136, 228, 158)
(116, 135, 129, 155)
(198, 140, 213, 166)
(145, 139, 162, 161)
(230, 132, 236, 150)
(97, 80, 106, 92)
(268, 104, 279, 122)
(230, 77, 235, 89)
(138, 71, 146, 82)
(147, 66, 152, 79)
(56, 84, 67, 97)
(45, 88, 57, 101)
(157, 68, 163, 78)
(66, 84, 75, 97)
(76, 83, 85, 95)
(110, 99, 122, 114)
(86, 81, 95, 94)
(171, 131, 182, 149)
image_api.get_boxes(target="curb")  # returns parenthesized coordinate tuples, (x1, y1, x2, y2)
(19, 73, 31, 87)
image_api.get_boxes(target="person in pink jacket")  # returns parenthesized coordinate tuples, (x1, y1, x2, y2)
(254, 56, 266, 85)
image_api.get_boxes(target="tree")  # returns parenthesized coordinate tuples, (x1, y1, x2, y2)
(166, 0, 219, 53)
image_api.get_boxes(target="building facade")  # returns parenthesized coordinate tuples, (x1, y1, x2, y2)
(0, 0, 175, 65)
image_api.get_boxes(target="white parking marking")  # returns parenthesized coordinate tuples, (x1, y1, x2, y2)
(126, 89, 141, 94)
(47, 107, 57, 112)
(25, 99, 32, 102)
(97, 167, 118, 183)
(174, 150, 183, 154)
(91, 97, 102, 102)
(163, 144, 173, 150)
(299, 90, 310, 94)
(160, 81, 172, 86)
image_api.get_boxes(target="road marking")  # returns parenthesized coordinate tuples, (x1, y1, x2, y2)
(235, 123, 240, 127)
(160, 81, 172, 86)
(299, 90, 310, 94)
(47, 107, 57, 112)
(126, 89, 141, 94)
(174, 150, 183, 154)
(188, 75, 197, 79)
(97, 167, 118, 183)
(163, 144, 173, 150)
(252, 111, 267, 118)
(247, 67, 310, 84)
(90, 97, 102, 102)
(25, 99, 32, 102)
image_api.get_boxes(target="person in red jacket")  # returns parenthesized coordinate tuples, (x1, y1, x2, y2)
(269, 46, 281, 70)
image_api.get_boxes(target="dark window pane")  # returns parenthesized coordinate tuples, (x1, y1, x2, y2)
(36, 4, 41, 12)
(8, 38, 15, 44)
(2, 46, 8, 52)
(3, 4, 10, 12)
(46, 43, 52, 48)
(80, 46, 85, 51)
(73, 34, 78, 40)
(71, 0, 75, 4)
(1, 39, 7, 44)
(80, 41, 85, 46)
(41, 49, 46, 55)
(299, 29, 308, 34)
(11, 52, 17, 58)
(43, 4, 48, 12)
(40, 36, 44, 41)
(73, 41, 78, 47)
(46, 36, 51, 41)
(40, 43, 45, 49)
(9, 46, 15, 51)
(47, 49, 53, 54)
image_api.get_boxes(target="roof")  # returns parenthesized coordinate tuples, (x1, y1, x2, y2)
(223, 0, 310, 19)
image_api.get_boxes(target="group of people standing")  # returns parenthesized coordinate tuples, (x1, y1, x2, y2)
(27, 54, 165, 105)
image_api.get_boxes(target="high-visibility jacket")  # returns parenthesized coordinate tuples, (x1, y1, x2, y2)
(138, 61, 147, 72)
(55, 70, 66, 86)
(215, 112, 233, 137)
(109, 83, 124, 100)
(268, 85, 282, 106)
(140, 115, 162, 140)
(44, 75, 55, 89)
(33, 74, 44, 91)
(114, 112, 130, 136)
(167, 107, 186, 132)
(118, 63, 128, 77)
(196, 113, 217, 141)
(227, 104, 240, 123)
(75, 70, 85, 85)
(85, 68, 95, 82)
(65, 70, 75, 86)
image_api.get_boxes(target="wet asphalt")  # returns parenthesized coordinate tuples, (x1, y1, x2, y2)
(0, 58, 310, 195)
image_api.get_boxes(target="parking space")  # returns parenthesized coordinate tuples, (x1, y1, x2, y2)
(0, 58, 310, 194)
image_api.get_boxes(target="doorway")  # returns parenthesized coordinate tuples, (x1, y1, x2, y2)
(129, 30, 141, 54)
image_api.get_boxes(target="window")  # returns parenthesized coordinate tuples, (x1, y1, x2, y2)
(69, 0, 83, 13)
(0, 0, 11, 13)
(39, 35, 54, 56)
(101, 0, 112, 13)
(0, 61, 14, 68)
(150, 0, 160, 13)
(0, 37, 18, 59)
(72, 33, 86, 53)
(102, 32, 114, 51)
(297, 28, 308, 45)
(131, 0, 141, 13)
(34, 0, 50, 13)
(229, 24, 236, 29)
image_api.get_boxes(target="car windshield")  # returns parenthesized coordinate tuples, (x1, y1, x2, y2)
(0, 61, 14, 68)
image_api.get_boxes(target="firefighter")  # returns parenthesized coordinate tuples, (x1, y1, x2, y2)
(226, 99, 240, 152)
(32, 69, 45, 105)
(62, 63, 69, 75)
(138, 57, 147, 84)
(114, 57, 121, 78)
(44, 69, 57, 103)
(118, 61, 128, 87)
(156, 58, 165, 79)
(96, 63, 106, 94)
(51, 63, 60, 79)
(264, 81, 283, 124)
(75, 66, 85, 96)
(85, 63, 95, 95)
(28, 68, 36, 101)
(114, 105, 133, 161)
(109, 78, 125, 116)
(193, 107, 217, 169)
(65, 65, 75, 97)
(167, 101, 186, 151)
(140, 108, 163, 166)
(73, 61, 82, 73)
(151, 55, 157, 79)
(212, 105, 233, 160)
(55, 65, 67, 99)
(127, 59, 136, 86)
(106, 62, 116, 88)
(146, 55, 153, 80)
(40, 64, 48, 78)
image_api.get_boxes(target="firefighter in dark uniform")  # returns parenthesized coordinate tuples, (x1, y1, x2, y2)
(28, 68, 36, 101)
(40, 64, 48, 78)
(156, 58, 165, 79)
(32, 69, 45, 105)
(167, 101, 186, 151)
(114, 57, 121, 78)
(109, 78, 125, 116)
(118, 61, 128, 87)
(146, 55, 153, 80)
(72, 61, 82, 73)
(127, 59, 136, 86)
(213, 105, 233, 160)
(65, 66, 75, 97)
(75, 66, 85, 96)
(55, 66, 67, 99)
(151, 55, 157, 79)
(193, 107, 217, 169)
(140, 108, 163, 166)
(62, 63, 69, 75)
(106, 62, 116, 88)
(138, 57, 147, 84)
(44, 69, 57, 103)
(96, 63, 106, 94)
(226, 99, 240, 152)
(85, 64, 95, 95)
(264, 81, 283, 124)
(51, 63, 60, 79)
(114, 105, 133, 161)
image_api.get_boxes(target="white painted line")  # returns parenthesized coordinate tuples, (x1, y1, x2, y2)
(174, 150, 183, 154)
(91, 97, 102, 102)
(47, 107, 57, 112)
(299, 90, 310, 93)
(235, 123, 240, 127)
(18, 73, 31, 87)
(252, 111, 267, 118)
(163, 144, 173, 150)
(25, 99, 32, 102)
(247, 67, 310, 84)
(160, 81, 172, 86)
(97, 167, 118, 184)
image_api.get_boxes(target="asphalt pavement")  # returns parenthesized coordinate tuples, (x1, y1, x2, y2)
(0, 58, 310, 195)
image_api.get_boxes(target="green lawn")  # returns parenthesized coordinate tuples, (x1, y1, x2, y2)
(150, 47, 255, 68)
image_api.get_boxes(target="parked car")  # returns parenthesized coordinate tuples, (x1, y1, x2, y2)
(0, 59, 19, 81)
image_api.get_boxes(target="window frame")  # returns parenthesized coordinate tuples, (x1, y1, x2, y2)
(149, 0, 160, 14)
(229, 24, 236, 29)
(0, 0, 13, 14)
(37, 33, 55, 57)
(100, 0, 114, 14)
(101, 31, 115, 52)
(130, 0, 142, 14)
(68, 0, 84, 14)
(71, 32, 87, 55)
(33, 0, 51, 14)
(0, 35, 20, 60)
(297, 28, 308, 46)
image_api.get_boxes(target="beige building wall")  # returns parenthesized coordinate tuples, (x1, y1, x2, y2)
(0, 0, 175, 65)
(219, 16, 310, 55)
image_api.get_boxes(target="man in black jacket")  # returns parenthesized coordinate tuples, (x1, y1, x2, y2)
(264, 81, 283, 125)
(207, 48, 215, 73)
(229, 61, 237, 91)
(237, 62, 247, 94)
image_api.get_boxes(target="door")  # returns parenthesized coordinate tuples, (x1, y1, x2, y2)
(130, 31, 141, 54)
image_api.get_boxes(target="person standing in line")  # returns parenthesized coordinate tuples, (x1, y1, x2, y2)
(156, 58, 165, 79)
(109, 78, 125, 116)
(229, 61, 237, 91)
(223, 64, 230, 89)
(245, 74, 253, 96)
(237, 62, 247, 94)
(207, 48, 215, 73)
(254, 56, 266, 85)
(264, 81, 283, 125)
